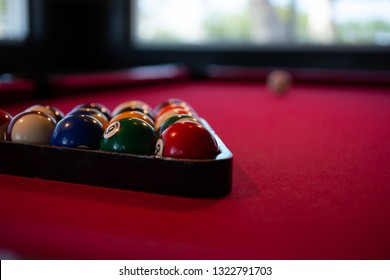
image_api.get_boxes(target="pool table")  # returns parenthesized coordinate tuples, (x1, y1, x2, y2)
(1, 66, 390, 260)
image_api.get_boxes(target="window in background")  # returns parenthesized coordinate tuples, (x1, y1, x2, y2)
(134, 0, 390, 46)
(0, 0, 28, 42)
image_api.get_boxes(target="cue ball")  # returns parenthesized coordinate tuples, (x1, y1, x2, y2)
(266, 70, 292, 95)
(26, 104, 64, 122)
(7, 111, 57, 145)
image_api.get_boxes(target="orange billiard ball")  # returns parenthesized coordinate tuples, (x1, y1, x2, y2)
(109, 110, 155, 127)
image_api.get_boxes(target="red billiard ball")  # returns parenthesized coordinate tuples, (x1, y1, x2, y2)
(266, 70, 292, 95)
(156, 121, 219, 159)
(0, 109, 12, 140)
(72, 103, 111, 120)
(7, 111, 57, 145)
(51, 114, 103, 149)
(26, 104, 64, 122)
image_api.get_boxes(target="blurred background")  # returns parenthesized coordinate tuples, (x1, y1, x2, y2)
(1, 0, 390, 75)
(135, 0, 390, 46)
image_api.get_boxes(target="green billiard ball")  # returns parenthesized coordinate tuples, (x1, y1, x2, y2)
(100, 118, 157, 155)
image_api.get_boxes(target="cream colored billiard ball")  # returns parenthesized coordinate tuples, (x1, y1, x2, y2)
(7, 111, 57, 145)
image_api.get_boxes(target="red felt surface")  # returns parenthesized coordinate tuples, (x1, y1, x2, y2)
(0, 78, 36, 103)
(1, 80, 390, 260)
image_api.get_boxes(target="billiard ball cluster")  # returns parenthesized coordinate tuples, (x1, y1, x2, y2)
(0, 99, 220, 160)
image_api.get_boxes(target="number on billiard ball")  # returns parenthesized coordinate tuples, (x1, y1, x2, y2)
(100, 118, 157, 155)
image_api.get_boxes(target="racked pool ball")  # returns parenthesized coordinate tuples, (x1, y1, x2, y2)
(266, 70, 292, 95)
(100, 118, 156, 155)
(154, 98, 192, 115)
(50, 114, 103, 149)
(154, 103, 196, 120)
(0, 109, 12, 140)
(157, 114, 202, 135)
(68, 107, 109, 129)
(156, 121, 219, 159)
(72, 103, 111, 120)
(154, 108, 197, 132)
(109, 110, 155, 127)
(26, 104, 64, 122)
(7, 111, 57, 145)
(112, 100, 154, 119)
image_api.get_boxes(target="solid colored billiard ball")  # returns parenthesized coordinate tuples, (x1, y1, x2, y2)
(26, 104, 64, 122)
(156, 121, 219, 159)
(68, 108, 109, 129)
(266, 70, 292, 95)
(109, 110, 155, 127)
(112, 100, 154, 119)
(7, 111, 57, 145)
(100, 118, 156, 155)
(50, 114, 103, 149)
(72, 103, 111, 120)
(0, 109, 12, 140)
(157, 114, 202, 135)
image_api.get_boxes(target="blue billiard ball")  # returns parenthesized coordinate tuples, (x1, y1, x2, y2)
(50, 115, 103, 149)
